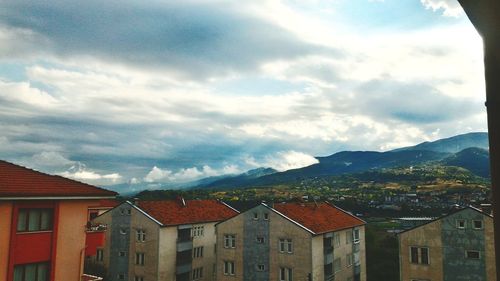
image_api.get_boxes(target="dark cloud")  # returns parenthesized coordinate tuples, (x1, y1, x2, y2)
(0, 0, 328, 79)
(354, 79, 480, 124)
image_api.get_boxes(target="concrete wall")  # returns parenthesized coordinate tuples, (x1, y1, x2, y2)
(484, 216, 496, 281)
(158, 227, 177, 281)
(242, 205, 270, 281)
(441, 209, 488, 281)
(0, 202, 13, 281)
(268, 209, 312, 281)
(311, 235, 324, 281)
(191, 222, 218, 281)
(399, 219, 443, 281)
(358, 226, 367, 281)
(129, 206, 160, 281)
(216, 211, 245, 281)
(55, 200, 98, 281)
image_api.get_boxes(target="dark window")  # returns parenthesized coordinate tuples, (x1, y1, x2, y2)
(263, 213, 269, 220)
(13, 262, 49, 281)
(473, 220, 483, 229)
(466, 250, 480, 259)
(17, 209, 53, 232)
(410, 247, 419, 263)
(135, 253, 145, 265)
(96, 249, 104, 262)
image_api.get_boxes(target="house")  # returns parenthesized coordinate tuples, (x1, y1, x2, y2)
(93, 198, 239, 281)
(215, 201, 366, 281)
(398, 206, 496, 281)
(0, 160, 117, 281)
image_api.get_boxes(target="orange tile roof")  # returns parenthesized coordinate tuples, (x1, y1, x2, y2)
(137, 199, 238, 226)
(273, 202, 365, 234)
(0, 160, 117, 198)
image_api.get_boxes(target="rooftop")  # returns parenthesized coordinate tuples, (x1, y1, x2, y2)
(0, 160, 117, 199)
(137, 199, 239, 226)
(273, 201, 365, 234)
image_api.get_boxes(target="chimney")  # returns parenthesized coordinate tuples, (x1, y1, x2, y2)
(177, 196, 186, 207)
(133, 198, 139, 206)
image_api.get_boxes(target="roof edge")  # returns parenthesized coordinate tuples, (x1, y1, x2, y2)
(0, 195, 117, 200)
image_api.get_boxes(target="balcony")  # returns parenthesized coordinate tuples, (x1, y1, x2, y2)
(85, 223, 107, 256)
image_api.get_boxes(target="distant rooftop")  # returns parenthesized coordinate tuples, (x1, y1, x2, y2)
(136, 199, 239, 226)
(0, 160, 117, 199)
(273, 201, 365, 234)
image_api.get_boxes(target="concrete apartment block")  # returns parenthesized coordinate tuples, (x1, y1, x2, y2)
(216, 201, 366, 281)
(93, 199, 238, 281)
(398, 206, 496, 281)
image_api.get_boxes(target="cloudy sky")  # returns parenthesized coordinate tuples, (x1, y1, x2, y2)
(0, 0, 487, 190)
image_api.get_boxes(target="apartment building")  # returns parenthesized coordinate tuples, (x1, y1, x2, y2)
(216, 201, 366, 281)
(0, 160, 117, 281)
(398, 206, 496, 281)
(93, 198, 238, 281)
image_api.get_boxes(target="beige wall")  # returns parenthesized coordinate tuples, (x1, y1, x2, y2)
(129, 207, 160, 281)
(268, 211, 312, 281)
(358, 226, 367, 281)
(399, 220, 443, 281)
(0, 202, 13, 281)
(158, 226, 178, 281)
(311, 235, 324, 281)
(216, 214, 245, 281)
(192, 222, 218, 281)
(55, 200, 98, 281)
(484, 217, 496, 281)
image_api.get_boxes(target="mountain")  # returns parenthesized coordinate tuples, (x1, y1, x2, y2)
(393, 132, 488, 153)
(195, 167, 278, 189)
(194, 132, 490, 189)
(441, 147, 490, 178)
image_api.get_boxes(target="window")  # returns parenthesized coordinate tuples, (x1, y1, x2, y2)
(466, 250, 480, 259)
(346, 253, 353, 267)
(134, 277, 144, 281)
(353, 229, 360, 243)
(17, 209, 53, 232)
(192, 267, 203, 280)
(192, 226, 204, 237)
(253, 212, 259, 220)
(119, 251, 126, 257)
(135, 253, 145, 265)
(224, 261, 235, 275)
(334, 233, 341, 248)
(193, 246, 204, 258)
(96, 249, 104, 262)
(410, 247, 430, 265)
(256, 264, 265, 271)
(136, 229, 146, 242)
(118, 274, 125, 280)
(279, 239, 293, 253)
(333, 257, 341, 272)
(256, 236, 265, 244)
(264, 213, 269, 220)
(346, 230, 353, 244)
(127, 209, 131, 215)
(13, 262, 49, 281)
(89, 211, 99, 221)
(120, 228, 127, 235)
(473, 220, 483, 229)
(456, 219, 466, 229)
(279, 267, 292, 281)
(224, 234, 236, 248)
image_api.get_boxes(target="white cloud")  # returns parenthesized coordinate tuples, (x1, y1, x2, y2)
(31, 151, 74, 167)
(60, 168, 123, 185)
(144, 165, 241, 183)
(247, 150, 319, 172)
(420, 0, 464, 17)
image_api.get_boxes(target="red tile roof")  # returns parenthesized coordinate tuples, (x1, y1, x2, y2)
(273, 202, 365, 234)
(0, 160, 118, 198)
(137, 199, 239, 226)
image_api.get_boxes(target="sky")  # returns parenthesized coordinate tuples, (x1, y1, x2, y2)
(0, 0, 487, 191)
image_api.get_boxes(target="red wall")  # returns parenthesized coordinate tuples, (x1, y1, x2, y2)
(84, 231, 106, 256)
(7, 201, 59, 281)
